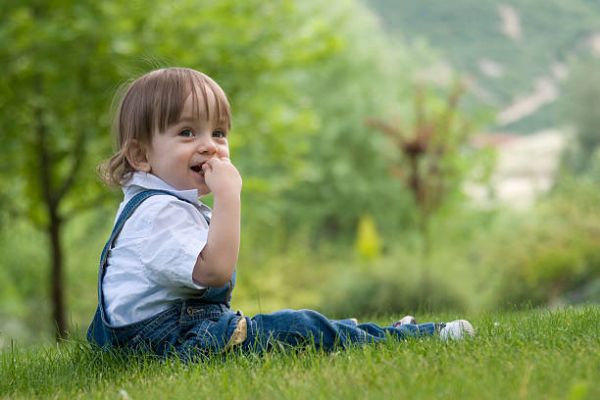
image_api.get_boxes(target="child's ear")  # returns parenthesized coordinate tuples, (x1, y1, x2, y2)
(124, 139, 152, 172)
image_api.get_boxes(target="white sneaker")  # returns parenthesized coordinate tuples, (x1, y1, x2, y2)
(439, 319, 475, 340)
(393, 315, 417, 327)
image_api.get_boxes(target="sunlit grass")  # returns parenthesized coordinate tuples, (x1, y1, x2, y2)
(2, 306, 598, 399)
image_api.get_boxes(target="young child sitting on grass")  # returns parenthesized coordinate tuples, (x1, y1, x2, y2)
(87, 67, 474, 358)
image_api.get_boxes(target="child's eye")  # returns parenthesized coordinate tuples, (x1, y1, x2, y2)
(179, 129, 194, 138)
(212, 130, 226, 138)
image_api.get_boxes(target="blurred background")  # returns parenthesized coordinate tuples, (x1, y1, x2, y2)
(0, 0, 599, 345)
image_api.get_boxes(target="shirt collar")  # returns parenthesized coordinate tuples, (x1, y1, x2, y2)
(123, 172, 204, 207)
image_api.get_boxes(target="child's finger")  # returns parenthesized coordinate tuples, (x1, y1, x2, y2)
(207, 157, 221, 166)
(208, 157, 231, 167)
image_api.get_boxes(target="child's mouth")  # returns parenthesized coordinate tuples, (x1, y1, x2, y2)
(190, 164, 204, 176)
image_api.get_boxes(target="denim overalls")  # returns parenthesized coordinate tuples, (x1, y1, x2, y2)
(88, 190, 437, 358)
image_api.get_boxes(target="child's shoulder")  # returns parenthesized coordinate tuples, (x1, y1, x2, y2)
(121, 193, 207, 236)
(134, 192, 199, 216)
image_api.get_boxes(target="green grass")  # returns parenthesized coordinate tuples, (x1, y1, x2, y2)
(1, 306, 598, 399)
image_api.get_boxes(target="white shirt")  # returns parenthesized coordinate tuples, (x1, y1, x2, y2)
(103, 172, 211, 326)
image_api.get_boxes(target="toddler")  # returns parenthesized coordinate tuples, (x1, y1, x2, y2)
(87, 67, 473, 358)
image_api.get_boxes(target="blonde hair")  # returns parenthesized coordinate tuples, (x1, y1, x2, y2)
(100, 67, 232, 186)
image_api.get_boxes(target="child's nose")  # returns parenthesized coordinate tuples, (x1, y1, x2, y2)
(197, 137, 217, 155)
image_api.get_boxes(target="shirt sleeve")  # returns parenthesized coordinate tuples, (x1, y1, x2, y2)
(138, 197, 208, 290)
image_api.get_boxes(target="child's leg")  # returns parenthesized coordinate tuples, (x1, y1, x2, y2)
(241, 309, 437, 353)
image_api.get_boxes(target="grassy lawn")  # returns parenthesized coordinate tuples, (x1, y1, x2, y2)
(1, 306, 598, 399)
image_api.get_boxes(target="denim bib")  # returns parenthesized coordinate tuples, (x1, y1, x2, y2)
(87, 189, 236, 349)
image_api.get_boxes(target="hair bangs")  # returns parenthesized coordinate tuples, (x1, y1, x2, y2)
(187, 72, 232, 131)
(150, 68, 231, 134)
(154, 70, 190, 134)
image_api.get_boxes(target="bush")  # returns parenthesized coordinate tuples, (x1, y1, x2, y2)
(492, 178, 600, 308)
(321, 249, 469, 318)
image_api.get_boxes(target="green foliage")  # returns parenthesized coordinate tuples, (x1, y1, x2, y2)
(490, 179, 600, 307)
(279, 30, 488, 245)
(274, 3, 419, 243)
(323, 257, 469, 318)
(0, 0, 348, 224)
(0, 210, 114, 344)
(0, 222, 50, 345)
(0, 0, 117, 225)
(320, 172, 600, 317)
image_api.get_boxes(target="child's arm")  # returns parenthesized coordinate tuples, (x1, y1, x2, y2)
(192, 157, 242, 287)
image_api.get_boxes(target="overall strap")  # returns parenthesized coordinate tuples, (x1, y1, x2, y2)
(96, 189, 199, 304)
(99, 190, 191, 265)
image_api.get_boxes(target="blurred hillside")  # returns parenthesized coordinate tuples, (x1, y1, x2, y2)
(365, 0, 600, 132)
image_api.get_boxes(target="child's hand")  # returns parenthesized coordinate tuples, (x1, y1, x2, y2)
(202, 157, 242, 197)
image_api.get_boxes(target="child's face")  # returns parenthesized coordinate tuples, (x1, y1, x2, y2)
(144, 87, 230, 195)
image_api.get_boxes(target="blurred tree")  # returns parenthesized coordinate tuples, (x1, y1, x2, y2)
(0, 0, 345, 339)
(368, 81, 479, 295)
(279, 1, 440, 245)
(0, 0, 122, 339)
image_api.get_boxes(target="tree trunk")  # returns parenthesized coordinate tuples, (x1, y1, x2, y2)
(34, 76, 69, 341)
(48, 209, 67, 339)
(419, 211, 432, 303)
